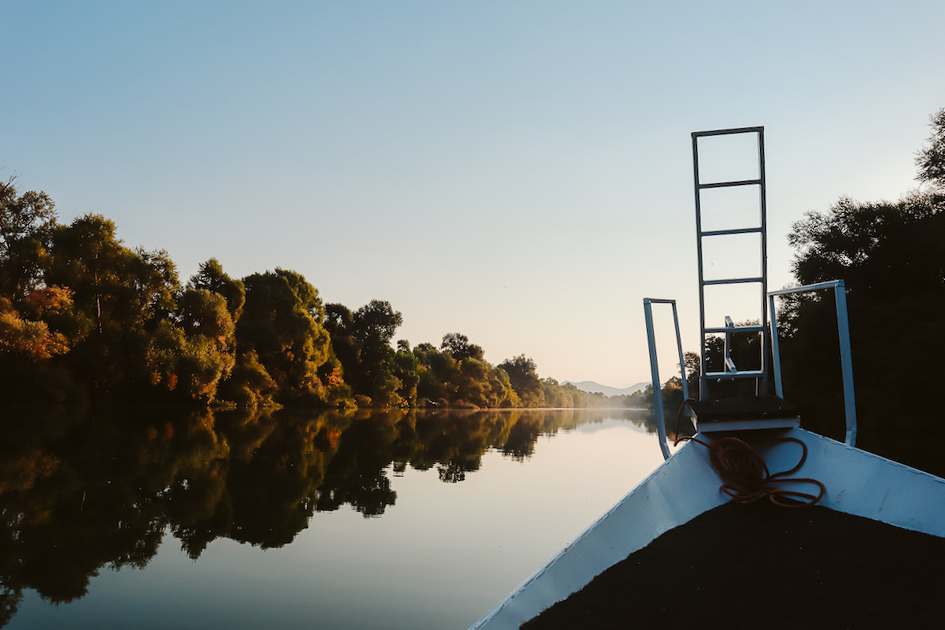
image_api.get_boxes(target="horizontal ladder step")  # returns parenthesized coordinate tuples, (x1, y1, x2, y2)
(692, 126, 764, 138)
(703, 277, 764, 286)
(705, 324, 765, 334)
(704, 370, 765, 380)
(700, 227, 763, 237)
(698, 178, 762, 189)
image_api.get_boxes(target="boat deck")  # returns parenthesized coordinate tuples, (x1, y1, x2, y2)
(523, 500, 945, 629)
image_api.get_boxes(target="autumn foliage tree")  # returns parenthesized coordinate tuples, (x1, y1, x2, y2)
(0, 178, 581, 410)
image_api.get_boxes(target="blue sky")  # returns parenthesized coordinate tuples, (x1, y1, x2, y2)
(4, 1, 944, 387)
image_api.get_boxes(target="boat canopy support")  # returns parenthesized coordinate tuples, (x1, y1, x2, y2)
(643, 297, 689, 460)
(644, 127, 858, 457)
(768, 280, 857, 446)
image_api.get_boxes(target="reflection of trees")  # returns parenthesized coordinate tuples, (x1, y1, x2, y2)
(0, 406, 229, 619)
(314, 413, 397, 517)
(407, 411, 510, 474)
(227, 411, 336, 547)
(0, 405, 634, 626)
(437, 459, 469, 483)
(167, 408, 277, 558)
(502, 411, 542, 460)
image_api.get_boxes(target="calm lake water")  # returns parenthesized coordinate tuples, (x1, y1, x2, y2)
(1, 407, 665, 629)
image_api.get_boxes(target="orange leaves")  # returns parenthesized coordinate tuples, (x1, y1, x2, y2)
(25, 285, 74, 315)
(0, 304, 70, 360)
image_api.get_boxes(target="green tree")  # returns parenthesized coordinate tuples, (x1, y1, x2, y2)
(276, 268, 324, 323)
(216, 350, 277, 408)
(453, 357, 491, 408)
(785, 192, 945, 457)
(541, 377, 574, 408)
(783, 109, 945, 475)
(499, 355, 544, 407)
(486, 365, 518, 407)
(790, 196, 944, 302)
(43, 214, 180, 393)
(189, 258, 245, 323)
(234, 270, 331, 403)
(352, 300, 402, 346)
(178, 288, 235, 350)
(0, 179, 57, 298)
(391, 347, 421, 407)
(324, 303, 359, 369)
(412, 342, 455, 405)
(440, 332, 484, 361)
(352, 300, 403, 406)
(47, 215, 179, 334)
(0, 182, 84, 403)
(144, 288, 237, 404)
(683, 350, 701, 399)
(325, 300, 404, 406)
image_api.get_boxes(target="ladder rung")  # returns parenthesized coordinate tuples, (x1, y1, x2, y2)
(705, 370, 765, 380)
(705, 325, 765, 334)
(703, 277, 764, 286)
(692, 126, 764, 138)
(698, 178, 762, 189)
(701, 227, 762, 237)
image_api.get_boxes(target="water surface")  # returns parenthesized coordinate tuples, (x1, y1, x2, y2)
(0, 407, 664, 629)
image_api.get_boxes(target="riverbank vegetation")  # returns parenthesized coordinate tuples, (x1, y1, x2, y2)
(2, 106, 943, 477)
(775, 108, 945, 475)
(0, 184, 610, 411)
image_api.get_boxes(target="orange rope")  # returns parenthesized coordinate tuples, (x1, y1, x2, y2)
(683, 435, 826, 507)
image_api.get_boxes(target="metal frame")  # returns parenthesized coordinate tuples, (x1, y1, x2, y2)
(640, 129, 857, 458)
(768, 280, 857, 446)
(692, 127, 768, 399)
(643, 298, 689, 460)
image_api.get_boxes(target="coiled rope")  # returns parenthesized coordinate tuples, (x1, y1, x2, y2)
(675, 400, 826, 507)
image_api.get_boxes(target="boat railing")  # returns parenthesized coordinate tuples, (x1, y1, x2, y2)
(768, 280, 857, 446)
(643, 297, 689, 460)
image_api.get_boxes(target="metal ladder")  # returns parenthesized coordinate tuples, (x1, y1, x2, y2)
(692, 127, 769, 400)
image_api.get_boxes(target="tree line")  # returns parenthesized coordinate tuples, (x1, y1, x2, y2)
(0, 189, 612, 410)
(776, 107, 945, 476)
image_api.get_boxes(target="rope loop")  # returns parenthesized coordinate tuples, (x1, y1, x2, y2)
(684, 435, 826, 507)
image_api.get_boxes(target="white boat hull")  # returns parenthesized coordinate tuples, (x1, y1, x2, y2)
(470, 427, 945, 629)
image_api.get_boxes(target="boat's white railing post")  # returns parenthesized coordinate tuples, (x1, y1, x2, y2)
(833, 281, 857, 446)
(767, 280, 857, 446)
(643, 298, 689, 460)
(768, 292, 785, 398)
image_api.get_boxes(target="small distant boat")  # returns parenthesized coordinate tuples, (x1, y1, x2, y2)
(469, 127, 945, 629)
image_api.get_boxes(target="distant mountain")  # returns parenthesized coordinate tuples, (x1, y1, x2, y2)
(563, 381, 648, 398)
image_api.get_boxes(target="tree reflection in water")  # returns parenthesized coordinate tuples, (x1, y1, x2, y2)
(0, 405, 659, 626)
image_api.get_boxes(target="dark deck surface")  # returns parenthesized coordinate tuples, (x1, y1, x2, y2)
(522, 501, 945, 629)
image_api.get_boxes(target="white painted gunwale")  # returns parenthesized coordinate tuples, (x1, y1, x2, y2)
(469, 427, 945, 630)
